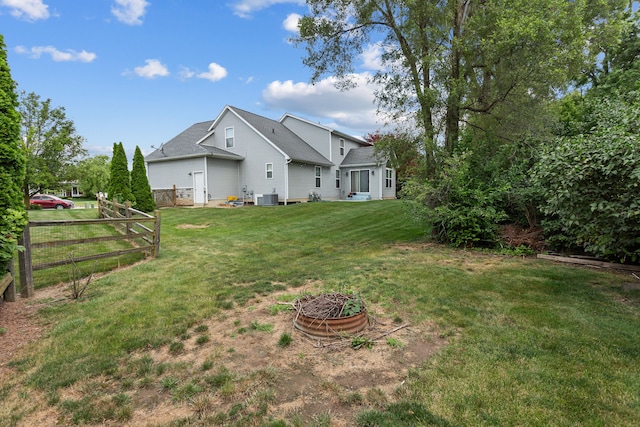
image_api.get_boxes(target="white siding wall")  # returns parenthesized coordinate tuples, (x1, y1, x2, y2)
(148, 157, 205, 189)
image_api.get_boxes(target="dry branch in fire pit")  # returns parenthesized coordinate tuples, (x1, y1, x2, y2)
(293, 292, 365, 319)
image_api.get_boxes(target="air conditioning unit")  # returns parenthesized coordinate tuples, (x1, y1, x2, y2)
(262, 194, 278, 206)
(254, 194, 263, 205)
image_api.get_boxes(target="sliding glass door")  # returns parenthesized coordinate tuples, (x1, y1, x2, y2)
(350, 169, 370, 192)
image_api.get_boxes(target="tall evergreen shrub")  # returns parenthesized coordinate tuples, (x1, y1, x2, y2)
(131, 146, 155, 212)
(108, 142, 134, 203)
(0, 35, 27, 265)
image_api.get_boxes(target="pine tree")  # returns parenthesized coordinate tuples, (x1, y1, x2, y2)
(0, 34, 27, 264)
(108, 142, 134, 203)
(131, 146, 155, 212)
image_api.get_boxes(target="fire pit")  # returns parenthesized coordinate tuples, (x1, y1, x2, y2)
(293, 292, 368, 338)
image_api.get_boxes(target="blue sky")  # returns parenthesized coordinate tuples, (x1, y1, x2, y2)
(1, 0, 386, 159)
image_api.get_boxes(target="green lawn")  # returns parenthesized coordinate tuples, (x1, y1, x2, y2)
(1, 200, 639, 426)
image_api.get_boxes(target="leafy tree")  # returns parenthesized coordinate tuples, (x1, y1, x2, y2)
(366, 131, 422, 194)
(108, 142, 134, 203)
(580, 7, 639, 93)
(131, 146, 154, 212)
(294, 0, 619, 176)
(17, 91, 87, 204)
(0, 34, 27, 265)
(75, 155, 110, 199)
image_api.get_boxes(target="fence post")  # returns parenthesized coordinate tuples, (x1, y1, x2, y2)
(1, 261, 15, 302)
(173, 184, 177, 207)
(154, 210, 161, 257)
(18, 225, 34, 298)
(125, 201, 132, 234)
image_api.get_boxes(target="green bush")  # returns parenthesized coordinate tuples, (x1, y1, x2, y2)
(401, 153, 507, 247)
(532, 96, 640, 262)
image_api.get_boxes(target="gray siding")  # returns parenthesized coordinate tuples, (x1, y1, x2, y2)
(280, 116, 331, 160)
(342, 166, 389, 200)
(282, 116, 371, 200)
(207, 158, 239, 200)
(287, 162, 339, 200)
(204, 111, 287, 199)
(148, 157, 205, 189)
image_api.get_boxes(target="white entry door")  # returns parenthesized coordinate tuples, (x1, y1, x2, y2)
(193, 171, 205, 204)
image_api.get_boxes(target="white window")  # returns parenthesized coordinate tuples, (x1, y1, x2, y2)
(335, 169, 341, 188)
(266, 163, 273, 179)
(315, 166, 322, 188)
(385, 168, 393, 188)
(339, 139, 345, 156)
(225, 127, 234, 148)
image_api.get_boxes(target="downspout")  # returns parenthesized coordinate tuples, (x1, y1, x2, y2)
(378, 164, 383, 200)
(284, 157, 291, 205)
(203, 157, 209, 206)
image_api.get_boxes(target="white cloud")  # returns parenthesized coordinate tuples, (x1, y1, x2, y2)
(1, 0, 49, 21)
(360, 43, 384, 71)
(178, 66, 196, 80)
(230, 0, 305, 19)
(282, 13, 301, 33)
(111, 0, 149, 25)
(132, 59, 169, 78)
(15, 45, 97, 62)
(197, 63, 228, 82)
(262, 73, 384, 133)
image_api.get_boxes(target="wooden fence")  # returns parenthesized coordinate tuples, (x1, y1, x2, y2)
(152, 185, 195, 207)
(16, 200, 160, 296)
(1, 266, 15, 303)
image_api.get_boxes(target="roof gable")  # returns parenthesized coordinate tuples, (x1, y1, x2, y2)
(145, 120, 243, 162)
(279, 113, 372, 147)
(215, 106, 332, 166)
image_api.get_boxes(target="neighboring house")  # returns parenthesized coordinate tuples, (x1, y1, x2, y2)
(145, 105, 396, 205)
(55, 181, 83, 198)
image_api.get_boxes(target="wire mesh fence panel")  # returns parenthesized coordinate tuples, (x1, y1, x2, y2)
(28, 221, 150, 289)
(20, 206, 159, 290)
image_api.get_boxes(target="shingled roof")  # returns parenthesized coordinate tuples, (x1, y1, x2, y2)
(225, 106, 333, 166)
(340, 146, 383, 167)
(145, 121, 244, 163)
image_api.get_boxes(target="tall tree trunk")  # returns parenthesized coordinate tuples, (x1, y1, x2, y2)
(445, 0, 465, 155)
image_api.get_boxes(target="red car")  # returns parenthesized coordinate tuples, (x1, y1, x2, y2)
(30, 195, 75, 209)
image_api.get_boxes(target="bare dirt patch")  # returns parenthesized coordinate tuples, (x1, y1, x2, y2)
(0, 284, 68, 371)
(131, 284, 446, 425)
(3, 282, 446, 426)
(499, 224, 546, 251)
